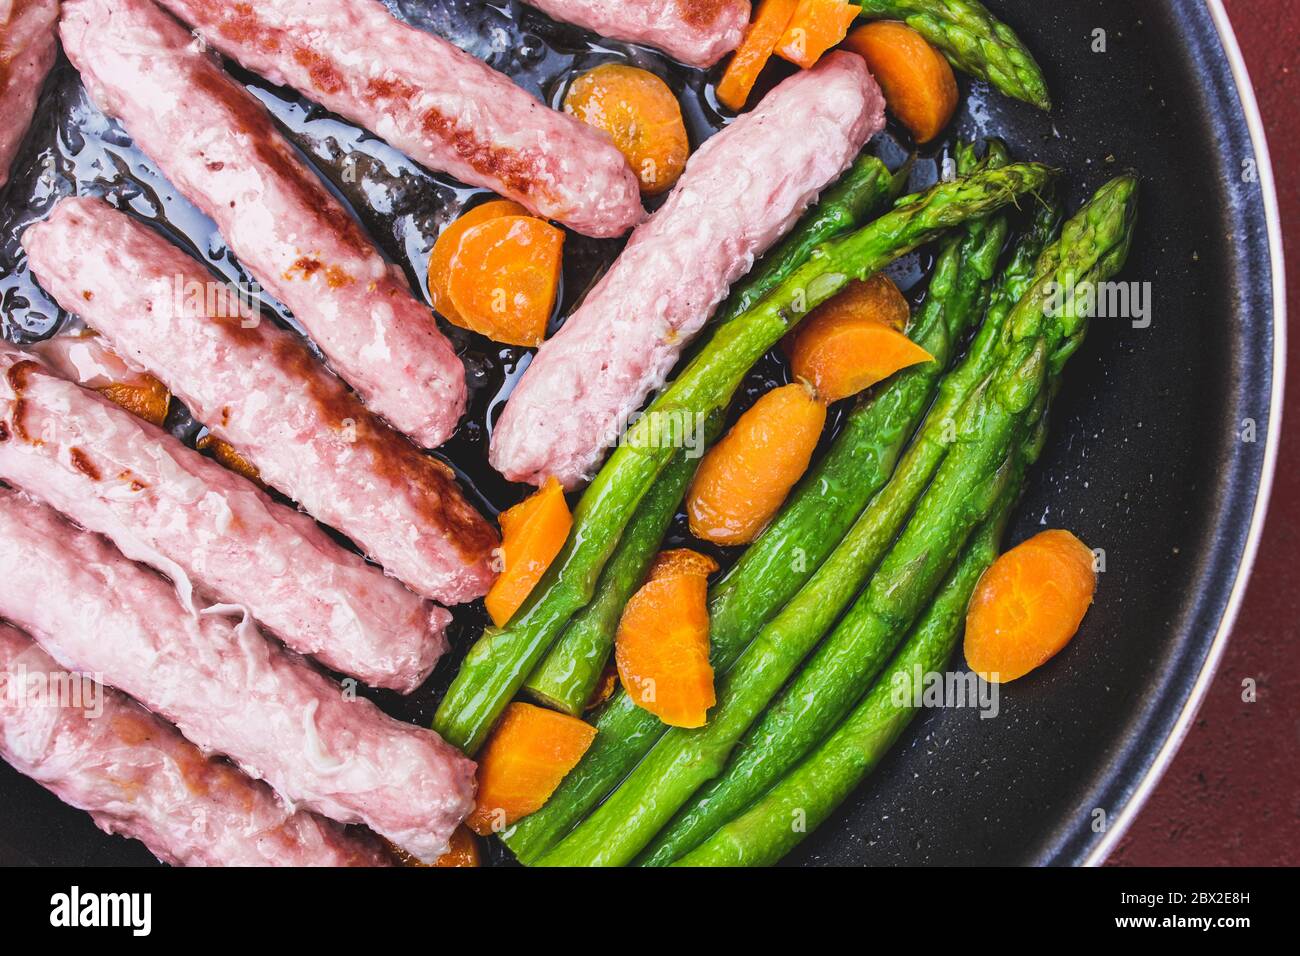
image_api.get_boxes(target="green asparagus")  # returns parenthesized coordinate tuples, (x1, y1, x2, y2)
(522, 446, 707, 715)
(674, 488, 1018, 867)
(542, 176, 1136, 867)
(502, 145, 1022, 861)
(856, 0, 1052, 110)
(643, 176, 1138, 864)
(435, 161, 1054, 755)
(675, 370, 1064, 868)
(517, 158, 900, 717)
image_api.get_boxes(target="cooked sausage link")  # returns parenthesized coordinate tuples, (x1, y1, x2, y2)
(0, 341, 449, 693)
(490, 53, 886, 489)
(59, 0, 466, 449)
(23, 197, 499, 606)
(154, 0, 644, 238)
(0, 489, 478, 863)
(0, 624, 392, 867)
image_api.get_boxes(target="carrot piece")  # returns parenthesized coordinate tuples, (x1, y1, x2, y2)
(465, 702, 597, 834)
(484, 477, 573, 627)
(98, 375, 171, 428)
(446, 215, 565, 348)
(388, 826, 481, 867)
(789, 284, 932, 403)
(716, 0, 800, 112)
(195, 433, 262, 484)
(687, 382, 827, 546)
(615, 548, 720, 728)
(775, 0, 859, 70)
(428, 199, 529, 328)
(563, 64, 689, 196)
(843, 21, 959, 144)
(964, 530, 1098, 683)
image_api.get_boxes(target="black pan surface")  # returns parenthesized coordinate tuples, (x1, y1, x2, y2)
(0, 0, 1280, 866)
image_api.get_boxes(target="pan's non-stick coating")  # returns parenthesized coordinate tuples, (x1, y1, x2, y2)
(0, 0, 1277, 866)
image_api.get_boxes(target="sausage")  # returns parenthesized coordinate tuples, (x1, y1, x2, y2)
(60, 0, 465, 449)
(0, 623, 391, 867)
(524, 0, 750, 67)
(0, 488, 478, 863)
(23, 196, 499, 606)
(490, 53, 886, 488)
(0, 0, 59, 188)
(0, 340, 449, 693)
(153, 0, 644, 238)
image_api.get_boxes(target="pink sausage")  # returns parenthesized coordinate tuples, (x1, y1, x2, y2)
(0, 623, 392, 867)
(154, 0, 644, 238)
(60, 0, 466, 449)
(491, 53, 885, 488)
(0, 488, 478, 863)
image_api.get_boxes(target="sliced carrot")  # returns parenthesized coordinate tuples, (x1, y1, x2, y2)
(615, 548, 719, 728)
(687, 382, 826, 546)
(964, 530, 1097, 683)
(195, 433, 262, 484)
(388, 826, 481, 867)
(563, 64, 689, 196)
(446, 215, 564, 347)
(716, 0, 800, 112)
(789, 287, 932, 403)
(98, 375, 171, 428)
(428, 199, 529, 328)
(775, 0, 859, 70)
(843, 21, 959, 144)
(484, 476, 572, 627)
(465, 702, 597, 834)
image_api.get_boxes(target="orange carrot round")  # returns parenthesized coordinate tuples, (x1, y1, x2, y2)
(446, 215, 565, 347)
(964, 529, 1097, 683)
(484, 476, 572, 627)
(615, 548, 719, 728)
(687, 381, 827, 546)
(563, 63, 688, 196)
(843, 21, 959, 144)
(776, 0, 859, 70)
(789, 281, 932, 404)
(716, 0, 800, 112)
(466, 702, 597, 835)
(99, 375, 171, 428)
(428, 199, 528, 327)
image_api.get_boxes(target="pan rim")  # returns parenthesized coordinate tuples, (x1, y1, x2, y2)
(1080, 0, 1287, 867)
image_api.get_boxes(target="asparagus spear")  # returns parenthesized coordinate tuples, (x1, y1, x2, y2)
(434, 161, 1054, 755)
(675, 384, 1062, 868)
(541, 341, 1045, 868)
(518, 159, 900, 716)
(643, 177, 1138, 864)
(856, 0, 1052, 110)
(709, 141, 1008, 672)
(541, 176, 1136, 867)
(674, 488, 1018, 867)
(522, 445, 708, 715)
(502, 145, 1021, 861)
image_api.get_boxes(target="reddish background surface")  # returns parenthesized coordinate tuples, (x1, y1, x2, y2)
(1107, 0, 1298, 867)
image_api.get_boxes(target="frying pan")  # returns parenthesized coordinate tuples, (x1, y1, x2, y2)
(0, 0, 1282, 866)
